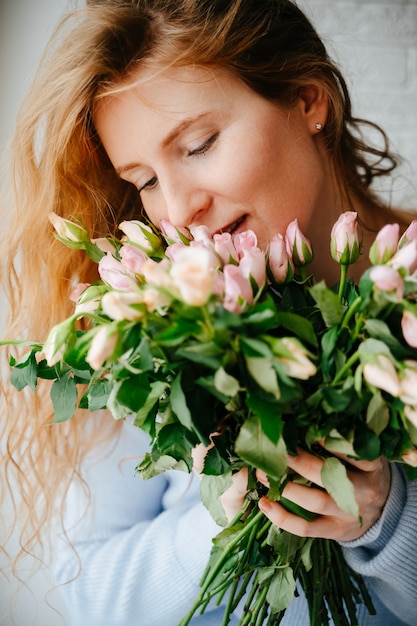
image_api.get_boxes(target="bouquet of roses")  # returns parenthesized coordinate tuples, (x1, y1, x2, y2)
(4, 210, 417, 626)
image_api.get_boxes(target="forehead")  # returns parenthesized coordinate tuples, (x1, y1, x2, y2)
(94, 64, 246, 127)
(93, 64, 259, 167)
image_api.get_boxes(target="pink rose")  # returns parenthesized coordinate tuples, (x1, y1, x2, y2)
(69, 282, 90, 302)
(389, 240, 417, 274)
(120, 244, 147, 275)
(141, 258, 173, 289)
(399, 220, 417, 248)
(400, 360, 417, 405)
(330, 211, 360, 265)
(363, 354, 401, 397)
(286, 219, 313, 266)
(239, 248, 267, 292)
(170, 246, 214, 306)
(101, 291, 144, 321)
(86, 325, 118, 370)
(370, 265, 404, 300)
(189, 225, 213, 247)
(233, 230, 258, 258)
(98, 253, 133, 290)
(401, 310, 417, 348)
(223, 264, 253, 312)
(369, 223, 400, 265)
(268, 233, 294, 284)
(160, 219, 191, 244)
(213, 232, 239, 265)
(119, 219, 161, 253)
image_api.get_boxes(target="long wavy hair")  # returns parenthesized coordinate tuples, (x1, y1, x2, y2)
(0, 0, 401, 570)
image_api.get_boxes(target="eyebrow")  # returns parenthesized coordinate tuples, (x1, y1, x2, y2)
(116, 112, 210, 176)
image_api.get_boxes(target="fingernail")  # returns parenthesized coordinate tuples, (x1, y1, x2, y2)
(259, 497, 272, 513)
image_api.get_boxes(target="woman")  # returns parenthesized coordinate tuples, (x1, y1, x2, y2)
(1, 1, 416, 624)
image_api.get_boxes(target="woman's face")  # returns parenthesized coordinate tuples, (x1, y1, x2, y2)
(94, 65, 336, 251)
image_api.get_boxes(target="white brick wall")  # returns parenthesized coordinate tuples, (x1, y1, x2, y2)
(298, 0, 417, 208)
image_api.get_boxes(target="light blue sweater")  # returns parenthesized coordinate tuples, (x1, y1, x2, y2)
(55, 419, 417, 625)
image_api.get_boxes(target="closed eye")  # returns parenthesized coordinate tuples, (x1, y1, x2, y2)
(187, 133, 219, 157)
(138, 176, 158, 193)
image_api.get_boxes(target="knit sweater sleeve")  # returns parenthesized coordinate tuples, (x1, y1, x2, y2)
(340, 463, 417, 626)
(53, 418, 226, 626)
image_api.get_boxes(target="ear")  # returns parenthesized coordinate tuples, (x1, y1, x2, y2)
(298, 84, 329, 135)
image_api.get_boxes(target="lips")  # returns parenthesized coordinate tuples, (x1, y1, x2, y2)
(217, 215, 247, 236)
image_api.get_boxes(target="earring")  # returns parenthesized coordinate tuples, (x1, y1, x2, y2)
(315, 122, 323, 131)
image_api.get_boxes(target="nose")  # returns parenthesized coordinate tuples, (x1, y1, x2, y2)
(161, 174, 212, 228)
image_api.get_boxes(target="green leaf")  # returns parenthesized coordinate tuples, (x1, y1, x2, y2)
(51, 373, 78, 423)
(10, 349, 39, 392)
(133, 380, 168, 430)
(137, 453, 188, 479)
(321, 457, 359, 517)
(246, 390, 283, 445)
(235, 415, 287, 480)
(275, 312, 318, 347)
(157, 423, 195, 470)
(366, 391, 389, 435)
(263, 566, 296, 612)
(86, 379, 112, 412)
(245, 356, 280, 399)
(200, 472, 233, 527)
(214, 367, 240, 397)
(170, 372, 193, 430)
(309, 281, 345, 326)
(114, 374, 152, 412)
(176, 342, 223, 369)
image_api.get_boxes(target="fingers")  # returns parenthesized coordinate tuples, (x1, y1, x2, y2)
(256, 449, 391, 541)
(258, 497, 363, 540)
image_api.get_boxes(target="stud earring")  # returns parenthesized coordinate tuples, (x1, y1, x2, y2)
(315, 122, 323, 131)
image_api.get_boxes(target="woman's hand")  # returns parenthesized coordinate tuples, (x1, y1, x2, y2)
(257, 447, 391, 541)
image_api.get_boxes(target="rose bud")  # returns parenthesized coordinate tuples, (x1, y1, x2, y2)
(101, 290, 144, 321)
(233, 230, 258, 258)
(363, 354, 401, 398)
(369, 223, 400, 265)
(401, 309, 417, 348)
(86, 325, 119, 370)
(213, 232, 239, 265)
(223, 264, 254, 312)
(370, 265, 404, 300)
(330, 211, 360, 265)
(170, 246, 214, 306)
(399, 220, 417, 248)
(239, 247, 267, 292)
(49, 212, 89, 243)
(389, 240, 417, 274)
(98, 253, 133, 291)
(119, 219, 162, 253)
(120, 244, 147, 275)
(159, 219, 191, 244)
(285, 219, 313, 267)
(267, 233, 294, 284)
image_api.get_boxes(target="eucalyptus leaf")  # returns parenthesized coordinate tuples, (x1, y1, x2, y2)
(321, 457, 359, 517)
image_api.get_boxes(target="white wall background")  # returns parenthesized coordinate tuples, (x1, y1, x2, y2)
(0, 1, 416, 625)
